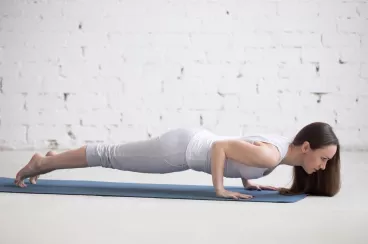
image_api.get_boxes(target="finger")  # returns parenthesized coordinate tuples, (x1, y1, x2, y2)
(261, 186, 278, 191)
(235, 192, 252, 199)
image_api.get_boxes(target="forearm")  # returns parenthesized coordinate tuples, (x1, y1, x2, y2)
(211, 143, 227, 192)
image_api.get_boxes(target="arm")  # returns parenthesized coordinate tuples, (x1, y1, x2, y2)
(211, 140, 279, 193)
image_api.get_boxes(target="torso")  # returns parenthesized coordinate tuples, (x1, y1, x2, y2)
(185, 128, 290, 179)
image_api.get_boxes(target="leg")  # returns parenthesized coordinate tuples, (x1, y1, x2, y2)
(86, 128, 196, 173)
(15, 146, 88, 187)
(15, 128, 198, 187)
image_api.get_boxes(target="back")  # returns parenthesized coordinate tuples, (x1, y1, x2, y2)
(185, 129, 291, 179)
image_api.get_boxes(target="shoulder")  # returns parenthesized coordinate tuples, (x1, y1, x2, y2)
(243, 134, 290, 163)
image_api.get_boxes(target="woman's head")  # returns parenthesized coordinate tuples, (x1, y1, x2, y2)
(280, 122, 341, 197)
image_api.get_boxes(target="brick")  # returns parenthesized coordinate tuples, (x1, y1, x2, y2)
(233, 32, 277, 48)
(0, 16, 39, 32)
(340, 47, 366, 63)
(28, 125, 70, 142)
(274, 33, 322, 48)
(275, 16, 337, 33)
(230, 1, 277, 18)
(26, 93, 65, 111)
(57, 60, 100, 80)
(19, 62, 59, 82)
(319, 63, 360, 79)
(239, 93, 280, 112)
(143, 93, 184, 110)
(222, 95, 240, 110)
(361, 63, 368, 78)
(277, 1, 319, 17)
(257, 110, 296, 130)
(107, 92, 145, 110)
(362, 35, 368, 48)
(295, 107, 336, 129)
(336, 109, 367, 127)
(278, 63, 317, 79)
(218, 79, 257, 95)
(159, 110, 201, 128)
(37, 110, 80, 125)
(0, 93, 25, 112)
(301, 47, 340, 63)
(338, 19, 368, 34)
(42, 78, 84, 93)
(320, 93, 360, 111)
(80, 110, 122, 126)
(263, 48, 301, 63)
(278, 92, 316, 113)
(357, 3, 368, 18)
(322, 32, 360, 48)
(241, 63, 279, 78)
(109, 125, 148, 142)
(1, 110, 38, 125)
(121, 109, 161, 127)
(324, 77, 368, 94)
(0, 32, 25, 48)
(68, 125, 109, 142)
(0, 125, 26, 141)
(182, 93, 222, 110)
(319, 1, 359, 18)
(66, 93, 108, 111)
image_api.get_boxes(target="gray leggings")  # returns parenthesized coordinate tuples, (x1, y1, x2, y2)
(86, 128, 200, 173)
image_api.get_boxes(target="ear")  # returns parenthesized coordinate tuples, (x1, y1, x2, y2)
(301, 141, 310, 153)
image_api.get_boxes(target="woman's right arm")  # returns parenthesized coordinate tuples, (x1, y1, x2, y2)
(211, 140, 279, 197)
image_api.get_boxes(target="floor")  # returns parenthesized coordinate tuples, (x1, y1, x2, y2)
(0, 150, 367, 244)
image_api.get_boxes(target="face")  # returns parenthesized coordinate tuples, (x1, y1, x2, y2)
(300, 142, 337, 174)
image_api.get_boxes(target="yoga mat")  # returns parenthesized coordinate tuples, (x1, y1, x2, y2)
(0, 177, 307, 203)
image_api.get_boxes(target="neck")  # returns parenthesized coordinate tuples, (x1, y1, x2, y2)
(280, 144, 303, 167)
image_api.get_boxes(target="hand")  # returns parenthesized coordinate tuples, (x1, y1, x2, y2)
(244, 182, 279, 191)
(216, 189, 253, 200)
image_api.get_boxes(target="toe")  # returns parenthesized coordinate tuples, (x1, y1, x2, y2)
(30, 177, 37, 184)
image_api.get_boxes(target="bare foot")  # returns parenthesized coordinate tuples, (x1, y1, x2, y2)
(15, 151, 56, 187)
(29, 151, 57, 185)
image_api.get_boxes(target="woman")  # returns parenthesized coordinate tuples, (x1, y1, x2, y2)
(14, 121, 341, 200)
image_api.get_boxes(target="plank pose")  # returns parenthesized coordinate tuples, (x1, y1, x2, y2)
(15, 122, 341, 200)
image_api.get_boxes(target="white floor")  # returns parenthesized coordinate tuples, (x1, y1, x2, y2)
(0, 150, 367, 244)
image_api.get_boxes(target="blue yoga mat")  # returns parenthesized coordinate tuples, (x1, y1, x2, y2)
(0, 177, 307, 203)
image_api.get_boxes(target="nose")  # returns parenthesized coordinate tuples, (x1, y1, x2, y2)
(320, 163, 326, 170)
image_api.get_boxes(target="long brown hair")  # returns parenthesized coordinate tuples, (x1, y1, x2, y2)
(279, 122, 341, 197)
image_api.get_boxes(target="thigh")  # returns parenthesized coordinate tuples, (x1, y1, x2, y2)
(110, 128, 196, 173)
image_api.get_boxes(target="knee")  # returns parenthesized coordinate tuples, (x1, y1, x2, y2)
(86, 144, 114, 168)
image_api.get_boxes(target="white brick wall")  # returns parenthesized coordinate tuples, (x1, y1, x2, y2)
(0, 0, 367, 151)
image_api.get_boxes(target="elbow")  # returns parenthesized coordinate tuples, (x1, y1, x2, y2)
(211, 141, 228, 154)
(211, 141, 226, 155)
